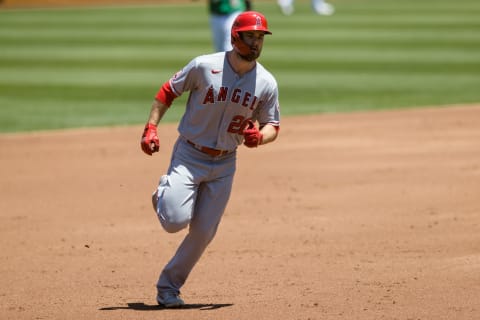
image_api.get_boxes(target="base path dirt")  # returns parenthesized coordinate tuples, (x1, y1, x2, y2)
(1, 105, 480, 320)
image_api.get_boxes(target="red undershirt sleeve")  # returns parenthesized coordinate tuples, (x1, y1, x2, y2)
(155, 81, 178, 107)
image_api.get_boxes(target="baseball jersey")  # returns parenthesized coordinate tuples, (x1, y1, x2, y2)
(157, 52, 280, 151)
(209, 0, 248, 15)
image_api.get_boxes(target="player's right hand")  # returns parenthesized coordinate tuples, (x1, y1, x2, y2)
(141, 123, 160, 155)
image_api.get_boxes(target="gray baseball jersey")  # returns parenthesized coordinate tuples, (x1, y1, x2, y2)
(159, 51, 280, 151)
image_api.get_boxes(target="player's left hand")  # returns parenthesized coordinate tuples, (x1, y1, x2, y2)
(243, 120, 263, 148)
(141, 123, 160, 155)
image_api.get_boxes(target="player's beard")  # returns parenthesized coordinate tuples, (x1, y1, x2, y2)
(239, 46, 261, 62)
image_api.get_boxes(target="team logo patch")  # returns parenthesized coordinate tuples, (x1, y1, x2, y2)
(256, 16, 261, 27)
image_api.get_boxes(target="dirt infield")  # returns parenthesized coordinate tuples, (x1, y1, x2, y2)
(1, 105, 480, 319)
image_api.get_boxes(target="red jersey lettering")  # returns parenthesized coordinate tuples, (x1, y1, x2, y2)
(203, 86, 215, 104)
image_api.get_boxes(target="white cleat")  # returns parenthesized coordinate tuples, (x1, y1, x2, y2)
(278, 0, 294, 16)
(313, 1, 335, 16)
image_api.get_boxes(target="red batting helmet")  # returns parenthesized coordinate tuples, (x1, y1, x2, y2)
(231, 11, 272, 38)
(231, 11, 272, 60)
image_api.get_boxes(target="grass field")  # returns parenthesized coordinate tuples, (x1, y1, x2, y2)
(0, 0, 479, 133)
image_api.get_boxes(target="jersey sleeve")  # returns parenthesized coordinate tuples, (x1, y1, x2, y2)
(155, 58, 199, 106)
(254, 80, 280, 128)
(169, 58, 199, 95)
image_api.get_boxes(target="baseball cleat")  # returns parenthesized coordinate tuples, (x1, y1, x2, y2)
(313, 1, 335, 16)
(157, 292, 185, 308)
(278, 0, 294, 15)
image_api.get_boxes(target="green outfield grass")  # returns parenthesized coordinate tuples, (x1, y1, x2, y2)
(0, 0, 479, 132)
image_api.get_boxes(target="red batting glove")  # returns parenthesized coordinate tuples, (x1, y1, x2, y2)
(243, 120, 263, 148)
(141, 123, 160, 155)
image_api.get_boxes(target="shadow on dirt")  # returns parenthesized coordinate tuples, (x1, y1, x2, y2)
(100, 302, 234, 311)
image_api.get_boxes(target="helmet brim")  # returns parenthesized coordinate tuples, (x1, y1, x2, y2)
(235, 27, 272, 35)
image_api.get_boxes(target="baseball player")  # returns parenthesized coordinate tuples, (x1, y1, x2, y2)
(208, 0, 252, 52)
(140, 11, 280, 308)
(278, 0, 334, 16)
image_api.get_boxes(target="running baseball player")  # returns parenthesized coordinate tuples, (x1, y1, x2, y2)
(208, 0, 252, 52)
(140, 11, 280, 308)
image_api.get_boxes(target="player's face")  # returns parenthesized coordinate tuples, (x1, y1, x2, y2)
(239, 31, 265, 61)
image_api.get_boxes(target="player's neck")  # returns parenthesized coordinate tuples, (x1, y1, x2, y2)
(227, 51, 256, 76)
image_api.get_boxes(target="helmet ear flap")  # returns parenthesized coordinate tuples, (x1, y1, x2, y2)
(231, 31, 251, 57)
(231, 30, 240, 45)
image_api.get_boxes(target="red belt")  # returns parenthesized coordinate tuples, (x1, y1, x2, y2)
(186, 140, 229, 157)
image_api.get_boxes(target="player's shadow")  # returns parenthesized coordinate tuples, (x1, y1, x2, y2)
(100, 302, 234, 311)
